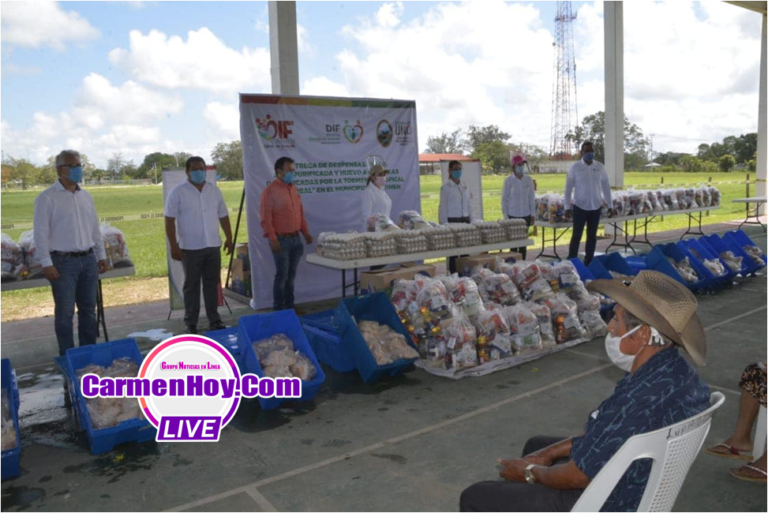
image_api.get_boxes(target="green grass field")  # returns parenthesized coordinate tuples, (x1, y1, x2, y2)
(0, 172, 756, 320)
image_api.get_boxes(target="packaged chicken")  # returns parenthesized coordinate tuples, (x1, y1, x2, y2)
(1, 390, 17, 451)
(668, 257, 698, 283)
(743, 245, 766, 267)
(357, 320, 419, 365)
(720, 251, 744, 272)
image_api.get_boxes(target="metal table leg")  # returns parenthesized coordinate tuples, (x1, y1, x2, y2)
(680, 211, 706, 240)
(341, 269, 347, 298)
(738, 202, 767, 233)
(354, 268, 359, 296)
(96, 279, 109, 341)
(536, 227, 570, 260)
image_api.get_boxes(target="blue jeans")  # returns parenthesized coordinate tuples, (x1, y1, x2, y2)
(49, 252, 99, 356)
(272, 235, 303, 311)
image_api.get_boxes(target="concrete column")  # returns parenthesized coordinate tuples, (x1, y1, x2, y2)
(604, 1, 624, 190)
(268, 1, 300, 95)
(757, 13, 767, 211)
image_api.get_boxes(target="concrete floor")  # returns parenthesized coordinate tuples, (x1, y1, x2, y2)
(1, 226, 766, 512)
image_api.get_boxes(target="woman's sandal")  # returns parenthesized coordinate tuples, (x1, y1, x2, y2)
(703, 442, 753, 461)
(730, 463, 767, 483)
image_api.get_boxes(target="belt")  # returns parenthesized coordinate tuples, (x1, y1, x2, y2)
(51, 249, 93, 257)
(448, 217, 471, 223)
(276, 231, 300, 238)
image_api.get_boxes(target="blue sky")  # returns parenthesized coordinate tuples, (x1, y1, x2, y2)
(1, 1, 762, 167)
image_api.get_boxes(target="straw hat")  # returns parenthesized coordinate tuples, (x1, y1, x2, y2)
(587, 270, 707, 366)
(369, 163, 389, 176)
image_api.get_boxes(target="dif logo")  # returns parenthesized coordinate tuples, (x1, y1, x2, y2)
(256, 114, 294, 141)
(325, 120, 363, 144)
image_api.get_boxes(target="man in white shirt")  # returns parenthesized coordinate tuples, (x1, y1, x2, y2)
(439, 160, 473, 274)
(165, 157, 234, 334)
(33, 149, 108, 356)
(564, 141, 613, 266)
(501, 153, 536, 259)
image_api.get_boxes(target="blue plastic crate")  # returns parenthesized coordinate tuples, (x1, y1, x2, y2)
(596, 253, 638, 277)
(587, 258, 613, 280)
(723, 230, 766, 274)
(1, 359, 21, 480)
(64, 339, 157, 455)
(203, 327, 246, 373)
(302, 324, 356, 373)
(624, 255, 649, 275)
(646, 244, 711, 291)
(336, 293, 418, 384)
(300, 309, 339, 333)
(678, 239, 736, 284)
(568, 258, 595, 282)
(238, 311, 326, 410)
(699, 234, 753, 276)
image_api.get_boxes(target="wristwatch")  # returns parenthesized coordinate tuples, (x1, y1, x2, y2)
(524, 464, 537, 484)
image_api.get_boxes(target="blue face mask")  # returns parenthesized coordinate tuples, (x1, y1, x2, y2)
(189, 170, 206, 184)
(515, 165, 525, 175)
(283, 172, 295, 184)
(68, 166, 83, 184)
(450, 170, 462, 180)
(584, 152, 595, 163)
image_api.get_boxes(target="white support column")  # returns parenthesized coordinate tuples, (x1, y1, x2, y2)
(756, 13, 767, 212)
(268, 1, 300, 95)
(604, 1, 624, 191)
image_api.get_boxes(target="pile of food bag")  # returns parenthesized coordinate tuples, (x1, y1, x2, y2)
(252, 334, 317, 381)
(75, 358, 143, 430)
(100, 223, 133, 269)
(1, 234, 25, 282)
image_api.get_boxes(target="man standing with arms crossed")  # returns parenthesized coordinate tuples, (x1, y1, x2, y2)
(260, 157, 314, 311)
(565, 141, 612, 266)
(165, 156, 233, 334)
(34, 149, 108, 356)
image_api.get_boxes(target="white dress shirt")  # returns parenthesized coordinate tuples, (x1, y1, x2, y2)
(33, 180, 106, 268)
(564, 159, 613, 211)
(165, 181, 229, 250)
(439, 179, 473, 224)
(361, 182, 393, 230)
(501, 174, 536, 218)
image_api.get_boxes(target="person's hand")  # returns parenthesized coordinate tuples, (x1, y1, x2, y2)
(223, 239, 235, 255)
(522, 450, 552, 467)
(43, 265, 60, 281)
(304, 233, 314, 245)
(270, 239, 281, 254)
(498, 458, 529, 482)
(98, 260, 108, 274)
(171, 245, 184, 261)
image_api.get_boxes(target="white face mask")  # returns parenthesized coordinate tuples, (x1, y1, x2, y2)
(605, 324, 665, 372)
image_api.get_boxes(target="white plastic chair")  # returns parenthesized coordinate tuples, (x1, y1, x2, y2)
(572, 392, 725, 512)
(754, 405, 766, 459)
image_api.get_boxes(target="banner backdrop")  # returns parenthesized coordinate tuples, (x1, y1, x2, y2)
(162, 170, 219, 311)
(239, 94, 420, 309)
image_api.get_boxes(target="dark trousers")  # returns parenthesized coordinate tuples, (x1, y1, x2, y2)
(568, 206, 602, 266)
(272, 234, 304, 311)
(49, 252, 99, 356)
(448, 216, 471, 274)
(182, 247, 222, 328)
(508, 215, 533, 259)
(460, 436, 582, 512)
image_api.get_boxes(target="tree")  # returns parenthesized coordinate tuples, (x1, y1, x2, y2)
(425, 129, 465, 154)
(718, 154, 736, 172)
(1, 164, 12, 185)
(655, 152, 686, 167)
(5, 157, 38, 189)
(174, 152, 193, 168)
(466, 125, 511, 152)
(137, 152, 177, 181)
(471, 141, 511, 174)
(509, 143, 549, 167)
(680, 155, 703, 173)
(734, 133, 757, 164)
(211, 141, 243, 180)
(567, 111, 650, 168)
(108, 153, 125, 179)
(35, 164, 57, 185)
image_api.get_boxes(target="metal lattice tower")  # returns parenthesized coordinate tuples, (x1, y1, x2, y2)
(550, 1, 578, 160)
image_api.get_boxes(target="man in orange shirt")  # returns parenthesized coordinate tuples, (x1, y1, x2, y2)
(260, 157, 314, 311)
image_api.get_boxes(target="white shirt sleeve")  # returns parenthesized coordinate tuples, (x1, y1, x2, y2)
(528, 177, 536, 217)
(601, 167, 612, 207)
(361, 186, 374, 231)
(217, 189, 229, 218)
(164, 187, 179, 218)
(33, 193, 53, 268)
(501, 177, 510, 219)
(438, 184, 448, 224)
(87, 193, 106, 261)
(564, 166, 575, 209)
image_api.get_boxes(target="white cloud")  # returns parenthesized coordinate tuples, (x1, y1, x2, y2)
(108, 28, 271, 94)
(2, 63, 43, 76)
(204, 101, 240, 141)
(1, 1, 100, 50)
(302, 76, 350, 98)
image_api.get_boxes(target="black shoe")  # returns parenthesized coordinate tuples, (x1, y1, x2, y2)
(208, 321, 227, 331)
(186, 325, 198, 334)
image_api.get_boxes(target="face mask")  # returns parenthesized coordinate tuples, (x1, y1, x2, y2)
(605, 325, 642, 372)
(67, 166, 83, 183)
(283, 172, 295, 184)
(584, 152, 595, 163)
(450, 170, 462, 180)
(515, 165, 525, 175)
(189, 170, 206, 184)
(374, 176, 386, 187)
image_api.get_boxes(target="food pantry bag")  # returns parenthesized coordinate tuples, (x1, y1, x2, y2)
(509, 261, 553, 302)
(440, 275, 485, 319)
(367, 214, 401, 233)
(505, 303, 542, 352)
(438, 312, 478, 370)
(544, 293, 586, 343)
(479, 273, 521, 306)
(526, 301, 556, 348)
(579, 309, 608, 338)
(101, 223, 133, 269)
(1, 233, 24, 281)
(397, 210, 431, 231)
(19, 230, 44, 279)
(474, 308, 514, 357)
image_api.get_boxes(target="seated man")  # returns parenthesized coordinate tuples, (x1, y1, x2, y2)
(460, 271, 711, 512)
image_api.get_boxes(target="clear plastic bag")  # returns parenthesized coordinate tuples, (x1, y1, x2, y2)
(397, 210, 431, 231)
(536, 195, 550, 222)
(668, 257, 698, 282)
(447, 276, 485, 319)
(509, 262, 553, 302)
(80, 358, 143, 430)
(358, 320, 418, 365)
(442, 312, 478, 370)
(1, 234, 24, 281)
(720, 251, 743, 272)
(1, 390, 17, 451)
(743, 245, 765, 267)
(663, 190, 679, 211)
(505, 303, 541, 351)
(367, 214, 401, 233)
(580, 309, 608, 338)
(19, 230, 43, 279)
(551, 260, 581, 290)
(655, 190, 667, 211)
(647, 190, 660, 212)
(709, 187, 721, 207)
(526, 301, 556, 348)
(548, 195, 567, 224)
(479, 273, 521, 306)
(253, 334, 295, 361)
(474, 309, 514, 357)
(100, 222, 132, 269)
(290, 352, 317, 381)
(702, 258, 727, 277)
(544, 293, 586, 343)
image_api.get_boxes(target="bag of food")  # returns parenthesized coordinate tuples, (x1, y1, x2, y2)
(709, 187, 721, 207)
(19, 230, 44, 279)
(662, 190, 678, 211)
(509, 261, 553, 302)
(452, 277, 486, 319)
(358, 320, 419, 365)
(253, 334, 295, 361)
(367, 214, 401, 233)
(743, 245, 766, 267)
(536, 195, 550, 222)
(397, 210, 431, 231)
(505, 303, 541, 351)
(440, 312, 478, 370)
(612, 193, 625, 218)
(667, 257, 698, 283)
(525, 301, 556, 348)
(655, 190, 667, 211)
(390, 279, 415, 313)
(720, 251, 743, 272)
(647, 190, 660, 212)
(627, 190, 642, 216)
(1, 233, 24, 281)
(564, 282, 601, 312)
(479, 272, 521, 306)
(551, 260, 582, 290)
(700, 185, 711, 208)
(544, 293, 586, 343)
(580, 309, 608, 338)
(675, 189, 687, 210)
(415, 278, 455, 325)
(474, 309, 514, 358)
(1, 390, 17, 450)
(548, 195, 567, 224)
(100, 222, 132, 269)
(694, 187, 704, 208)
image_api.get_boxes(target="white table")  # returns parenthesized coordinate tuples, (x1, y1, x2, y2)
(534, 213, 649, 259)
(306, 239, 534, 297)
(628, 206, 721, 247)
(1, 266, 136, 341)
(733, 197, 766, 232)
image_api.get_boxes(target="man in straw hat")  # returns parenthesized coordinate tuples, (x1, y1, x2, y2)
(460, 271, 711, 512)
